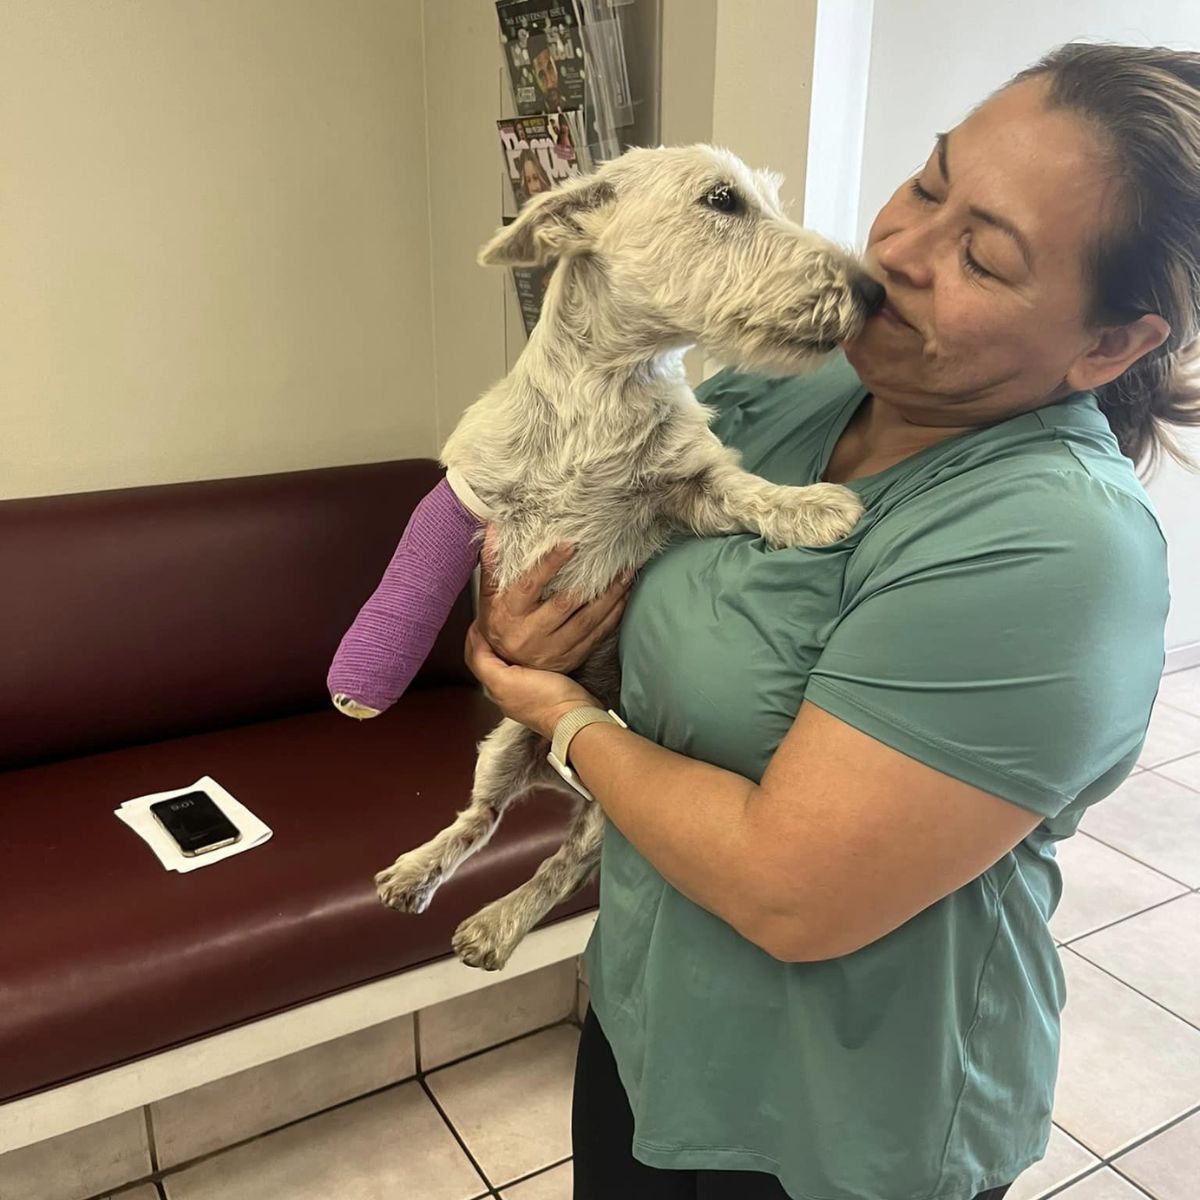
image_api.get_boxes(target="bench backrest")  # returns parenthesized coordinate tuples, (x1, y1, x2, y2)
(0, 459, 473, 771)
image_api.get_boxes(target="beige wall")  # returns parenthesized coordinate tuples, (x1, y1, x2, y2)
(662, 0, 818, 378)
(712, 0, 818, 217)
(1, 0, 437, 500)
(1, 0, 822, 502)
(661, 0, 817, 209)
(421, 1, 511, 437)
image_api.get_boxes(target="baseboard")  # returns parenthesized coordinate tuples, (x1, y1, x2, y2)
(1165, 642, 1200, 674)
(0, 911, 596, 1155)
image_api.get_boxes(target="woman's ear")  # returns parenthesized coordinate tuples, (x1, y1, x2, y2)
(478, 175, 616, 268)
(1066, 313, 1172, 392)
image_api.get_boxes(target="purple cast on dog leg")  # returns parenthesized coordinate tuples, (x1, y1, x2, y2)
(327, 478, 483, 713)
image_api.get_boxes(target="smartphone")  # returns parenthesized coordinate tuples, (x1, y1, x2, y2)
(150, 790, 242, 857)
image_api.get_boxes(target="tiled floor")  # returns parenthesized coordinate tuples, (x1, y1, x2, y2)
(150, 669, 1200, 1200)
(1013, 669, 1200, 1200)
(158, 1026, 577, 1200)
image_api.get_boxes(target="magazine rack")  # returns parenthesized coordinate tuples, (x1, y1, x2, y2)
(494, 0, 661, 339)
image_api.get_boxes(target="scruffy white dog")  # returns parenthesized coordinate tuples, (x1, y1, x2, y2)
(373, 144, 883, 970)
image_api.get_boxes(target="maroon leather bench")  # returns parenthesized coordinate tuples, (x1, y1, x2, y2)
(0, 460, 595, 1105)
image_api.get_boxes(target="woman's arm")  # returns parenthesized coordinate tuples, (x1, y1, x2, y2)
(466, 628, 1040, 963)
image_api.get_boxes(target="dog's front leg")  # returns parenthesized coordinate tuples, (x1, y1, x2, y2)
(374, 717, 540, 913)
(665, 438, 863, 548)
(452, 797, 605, 971)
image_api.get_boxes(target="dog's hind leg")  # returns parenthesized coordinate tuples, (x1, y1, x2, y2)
(452, 794, 604, 971)
(375, 717, 543, 913)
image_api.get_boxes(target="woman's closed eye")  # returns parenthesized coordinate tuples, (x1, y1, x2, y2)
(960, 240, 998, 282)
(909, 178, 1004, 283)
(910, 178, 939, 205)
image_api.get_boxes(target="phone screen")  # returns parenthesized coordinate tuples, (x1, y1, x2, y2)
(150, 790, 242, 856)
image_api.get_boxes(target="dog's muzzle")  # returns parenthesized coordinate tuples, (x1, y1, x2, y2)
(851, 274, 887, 317)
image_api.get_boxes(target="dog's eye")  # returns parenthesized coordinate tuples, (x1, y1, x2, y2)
(703, 183, 742, 214)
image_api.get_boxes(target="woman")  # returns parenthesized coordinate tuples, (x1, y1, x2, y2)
(470, 44, 1199, 1200)
(516, 147, 554, 207)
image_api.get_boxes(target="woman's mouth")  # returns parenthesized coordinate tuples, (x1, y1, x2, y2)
(877, 301, 915, 331)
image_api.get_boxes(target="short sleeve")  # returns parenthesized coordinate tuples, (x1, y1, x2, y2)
(804, 473, 1168, 817)
(693, 365, 759, 415)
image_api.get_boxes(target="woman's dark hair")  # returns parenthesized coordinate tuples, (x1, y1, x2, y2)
(516, 148, 552, 197)
(1008, 42, 1200, 473)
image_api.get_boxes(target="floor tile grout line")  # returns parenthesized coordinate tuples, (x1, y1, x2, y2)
(498, 1154, 573, 1192)
(142, 1071, 425, 1181)
(1060, 889, 1194, 948)
(1060, 945, 1200, 1034)
(1075, 826, 1197, 891)
(1032, 1161, 1109, 1200)
(143, 1103, 160, 1173)
(1100, 1100, 1200, 1165)
(1037, 1104, 1200, 1200)
(130, 1019, 578, 1190)
(1106, 1159, 1169, 1200)
(1142, 745, 1200, 772)
(1154, 695, 1200, 720)
(419, 1075, 496, 1194)
(422, 1015, 579, 1078)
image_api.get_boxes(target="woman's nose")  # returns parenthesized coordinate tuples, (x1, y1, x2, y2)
(874, 228, 935, 290)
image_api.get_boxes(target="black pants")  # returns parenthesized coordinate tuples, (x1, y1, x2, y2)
(572, 1008, 1011, 1200)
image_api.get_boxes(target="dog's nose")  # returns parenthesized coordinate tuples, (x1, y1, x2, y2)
(852, 275, 886, 316)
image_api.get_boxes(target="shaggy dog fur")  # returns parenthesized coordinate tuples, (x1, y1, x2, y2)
(373, 145, 881, 970)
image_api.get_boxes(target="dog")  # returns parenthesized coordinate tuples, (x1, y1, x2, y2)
(373, 144, 883, 970)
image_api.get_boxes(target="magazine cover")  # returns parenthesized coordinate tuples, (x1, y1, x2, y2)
(497, 111, 588, 208)
(503, 217, 555, 337)
(496, 0, 587, 116)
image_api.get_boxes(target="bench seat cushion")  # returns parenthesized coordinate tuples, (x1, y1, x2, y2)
(0, 688, 594, 1103)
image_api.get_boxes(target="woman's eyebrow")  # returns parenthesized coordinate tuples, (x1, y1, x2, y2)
(936, 130, 1035, 271)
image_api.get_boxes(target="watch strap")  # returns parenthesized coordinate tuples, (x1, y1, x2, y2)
(551, 706, 627, 768)
(547, 707, 628, 800)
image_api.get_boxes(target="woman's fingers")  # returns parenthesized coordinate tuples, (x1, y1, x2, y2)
(479, 526, 576, 612)
(558, 571, 632, 643)
(475, 530, 633, 671)
(513, 539, 577, 614)
(531, 575, 631, 672)
(465, 622, 507, 696)
(578, 593, 628, 659)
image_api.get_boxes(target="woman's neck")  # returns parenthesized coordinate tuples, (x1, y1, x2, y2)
(823, 392, 977, 483)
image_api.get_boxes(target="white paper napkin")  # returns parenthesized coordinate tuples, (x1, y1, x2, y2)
(114, 775, 272, 873)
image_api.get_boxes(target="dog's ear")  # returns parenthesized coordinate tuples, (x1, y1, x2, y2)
(478, 175, 616, 267)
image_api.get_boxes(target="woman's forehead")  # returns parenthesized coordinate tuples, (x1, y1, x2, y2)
(949, 81, 1120, 254)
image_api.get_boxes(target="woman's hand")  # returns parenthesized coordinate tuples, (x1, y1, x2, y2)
(477, 528, 631, 673)
(465, 623, 597, 739)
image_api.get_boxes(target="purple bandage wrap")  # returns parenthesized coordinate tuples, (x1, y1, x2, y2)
(327, 477, 483, 712)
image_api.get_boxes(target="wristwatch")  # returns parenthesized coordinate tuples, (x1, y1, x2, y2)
(547, 706, 628, 801)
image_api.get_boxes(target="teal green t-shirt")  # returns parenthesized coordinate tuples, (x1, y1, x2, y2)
(584, 353, 1169, 1200)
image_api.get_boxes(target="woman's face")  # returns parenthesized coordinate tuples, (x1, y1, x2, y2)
(523, 158, 549, 196)
(843, 78, 1130, 426)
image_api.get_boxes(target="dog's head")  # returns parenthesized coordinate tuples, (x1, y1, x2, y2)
(479, 144, 883, 373)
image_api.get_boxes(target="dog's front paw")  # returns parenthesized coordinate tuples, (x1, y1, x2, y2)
(375, 856, 442, 914)
(761, 483, 864, 548)
(333, 693, 381, 720)
(452, 905, 519, 972)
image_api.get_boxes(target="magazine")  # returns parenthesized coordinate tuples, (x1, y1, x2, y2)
(495, 0, 588, 116)
(503, 217, 555, 337)
(497, 111, 589, 208)
(497, 111, 586, 336)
